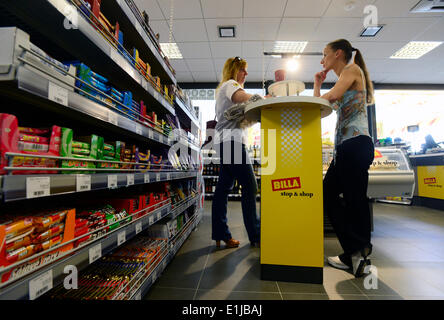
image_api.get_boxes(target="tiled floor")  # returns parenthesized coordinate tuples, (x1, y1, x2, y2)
(144, 200, 444, 300)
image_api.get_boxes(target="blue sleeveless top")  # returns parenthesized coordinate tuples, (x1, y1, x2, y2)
(332, 67, 371, 147)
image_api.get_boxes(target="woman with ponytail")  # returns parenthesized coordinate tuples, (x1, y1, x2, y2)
(314, 39, 375, 277)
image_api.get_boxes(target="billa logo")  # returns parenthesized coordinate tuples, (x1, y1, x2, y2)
(272, 177, 301, 191)
(374, 149, 383, 158)
(424, 177, 436, 184)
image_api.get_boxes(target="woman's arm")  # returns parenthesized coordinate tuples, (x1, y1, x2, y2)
(321, 67, 355, 103)
(231, 88, 253, 104)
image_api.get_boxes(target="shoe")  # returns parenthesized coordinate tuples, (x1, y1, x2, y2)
(327, 256, 351, 270)
(216, 238, 240, 248)
(351, 250, 372, 278)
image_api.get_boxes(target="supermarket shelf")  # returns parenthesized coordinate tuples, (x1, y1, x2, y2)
(0, 0, 175, 116)
(131, 209, 203, 300)
(170, 196, 199, 220)
(1, 171, 198, 202)
(174, 97, 199, 128)
(203, 175, 261, 179)
(5, 65, 173, 146)
(0, 199, 176, 300)
(102, 0, 176, 85)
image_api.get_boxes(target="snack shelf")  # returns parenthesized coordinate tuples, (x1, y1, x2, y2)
(2, 65, 174, 147)
(130, 208, 202, 300)
(1, 167, 199, 202)
(174, 97, 200, 128)
(0, 0, 175, 116)
(103, 0, 177, 85)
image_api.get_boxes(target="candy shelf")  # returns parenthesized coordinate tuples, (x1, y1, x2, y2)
(174, 97, 200, 129)
(0, 0, 175, 116)
(0, 195, 200, 300)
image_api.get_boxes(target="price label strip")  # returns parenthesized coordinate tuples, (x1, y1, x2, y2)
(26, 177, 50, 199)
(135, 222, 142, 234)
(108, 175, 118, 189)
(76, 175, 91, 192)
(148, 130, 153, 139)
(48, 82, 68, 106)
(127, 174, 134, 186)
(156, 173, 160, 182)
(29, 270, 53, 300)
(89, 243, 102, 264)
(144, 173, 150, 183)
(108, 111, 118, 126)
(117, 231, 126, 246)
(135, 124, 143, 136)
(149, 215, 154, 225)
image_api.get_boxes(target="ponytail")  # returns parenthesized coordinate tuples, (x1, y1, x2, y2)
(328, 39, 374, 104)
(354, 49, 374, 105)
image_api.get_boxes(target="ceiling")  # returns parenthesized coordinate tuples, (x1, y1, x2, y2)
(133, 0, 444, 84)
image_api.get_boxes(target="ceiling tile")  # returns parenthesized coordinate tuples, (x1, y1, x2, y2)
(186, 59, 215, 72)
(201, 0, 243, 18)
(213, 59, 227, 74)
(149, 20, 175, 42)
(204, 18, 243, 41)
(169, 59, 190, 72)
(277, 18, 320, 41)
(244, 72, 267, 82)
(374, 0, 444, 18)
(171, 19, 208, 42)
(244, 0, 287, 18)
(244, 58, 271, 74)
(242, 41, 275, 58)
(412, 17, 444, 41)
(175, 71, 194, 82)
(177, 42, 212, 59)
(191, 71, 217, 82)
(133, 0, 165, 20)
(209, 41, 241, 58)
(376, 17, 441, 42)
(311, 17, 364, 41)
(350, 42, 410, 59)
(156, 0, 203, 19)
(284, 0, 331, 17)
(323, 0, 377, 18)
(242, 18, 281, 41)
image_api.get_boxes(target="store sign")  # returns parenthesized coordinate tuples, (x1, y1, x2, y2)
(424, 177, 437, 184)
(271, 177, 301, 192)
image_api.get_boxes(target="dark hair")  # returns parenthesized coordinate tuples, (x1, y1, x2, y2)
(327, 39, 374, 104)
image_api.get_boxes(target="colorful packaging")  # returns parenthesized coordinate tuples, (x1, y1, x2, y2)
(72, 148, 90, 155)
(72, 141, 90, 149)
(18, 141, 50, 153)
(19, 134, 49, 144)
(18, 127, 50, 135)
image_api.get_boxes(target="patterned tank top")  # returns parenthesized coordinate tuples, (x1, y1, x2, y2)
(332, 67, 371, 147)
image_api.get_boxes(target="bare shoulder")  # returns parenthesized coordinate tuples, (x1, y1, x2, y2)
(343, 63, 361, 76)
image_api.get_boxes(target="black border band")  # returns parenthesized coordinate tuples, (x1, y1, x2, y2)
(261, 264, 323, 284)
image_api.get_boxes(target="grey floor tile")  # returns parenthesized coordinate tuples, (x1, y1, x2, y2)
(403, 296, 444, 300)
(368, 295, 404, 300)
(144, 286, 196, 300)
(282, 293, 329, 300)
(277, 282, 327, 294)
(196, 290, 282, 300)
(327, 294, 369, 300)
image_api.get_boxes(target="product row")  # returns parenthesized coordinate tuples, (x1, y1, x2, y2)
(0, 113, 198, 175)
(46, 207, 196, 300)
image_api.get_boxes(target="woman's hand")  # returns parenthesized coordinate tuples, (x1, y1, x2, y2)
(314, 70, 327, 86)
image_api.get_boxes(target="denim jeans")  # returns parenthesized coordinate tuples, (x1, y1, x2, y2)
(324, 135, 375, 257)
(211, 140, 260, 243)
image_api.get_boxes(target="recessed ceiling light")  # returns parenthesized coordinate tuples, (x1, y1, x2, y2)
(360, 25, 383, 37)
(286, 58, 299, 72)
(273, 41, 308, 53)
(218, 26, 236, 38)
(160, 42, 183, 59)
(390, 41, 443, 59)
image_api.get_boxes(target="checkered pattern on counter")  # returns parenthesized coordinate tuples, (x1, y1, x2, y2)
(280, 107, 302, 166)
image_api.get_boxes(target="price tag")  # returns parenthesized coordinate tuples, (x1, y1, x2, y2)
(135, 222, 142, 234)
(148, 130, 153, 139)
(149, 215, 154, 225)
(89, 243, 102, 264)
(166, 173, 171, 180)
(108, 111, 118, 126)
(76, 175, 91, 192)
(134, 291, 142, 301)
(26, 177, 50, 199)
(152, 270, 157, 282)
(29, 270, 53, 300)
(157, 211, 161, 220)
(108, 175, 118, 189)
(48, 82, 68, 106)
(117, 231, 126, 246)
(135, 22, 142, 35)
(127, 174, 134, 186)
(135, 124, 143, 136)
(156, 173, 160, 182)
(153, 91, 159, 100)
(163, 260, 167, 269)
(144, 173, 150, 183)
(159, 135, 164, 143)
(110, 48, 119, 64)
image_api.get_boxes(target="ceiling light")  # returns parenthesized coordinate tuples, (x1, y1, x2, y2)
(271, 54, 282, 58)
(218, 26, 236, 38)
(273, 41, 308, 53)
(390, 41, 443, 59)
(160, 42, 183, 59)
(360, 25, 383, 37)
(286, 58, 299, 72)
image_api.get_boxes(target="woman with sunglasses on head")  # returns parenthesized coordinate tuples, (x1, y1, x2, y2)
(211, 56, 261, 249)
(314, 39, 375, 277)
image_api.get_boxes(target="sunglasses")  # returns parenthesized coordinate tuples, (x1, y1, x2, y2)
(233, 56, 243, 63)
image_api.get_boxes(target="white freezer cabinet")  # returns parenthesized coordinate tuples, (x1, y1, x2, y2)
(322, 146, 415, 199)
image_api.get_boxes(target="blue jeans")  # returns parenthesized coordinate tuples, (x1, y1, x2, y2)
(211, 140, 260, 243)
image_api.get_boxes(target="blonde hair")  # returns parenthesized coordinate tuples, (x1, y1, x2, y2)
(216, 57, 247, 91)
